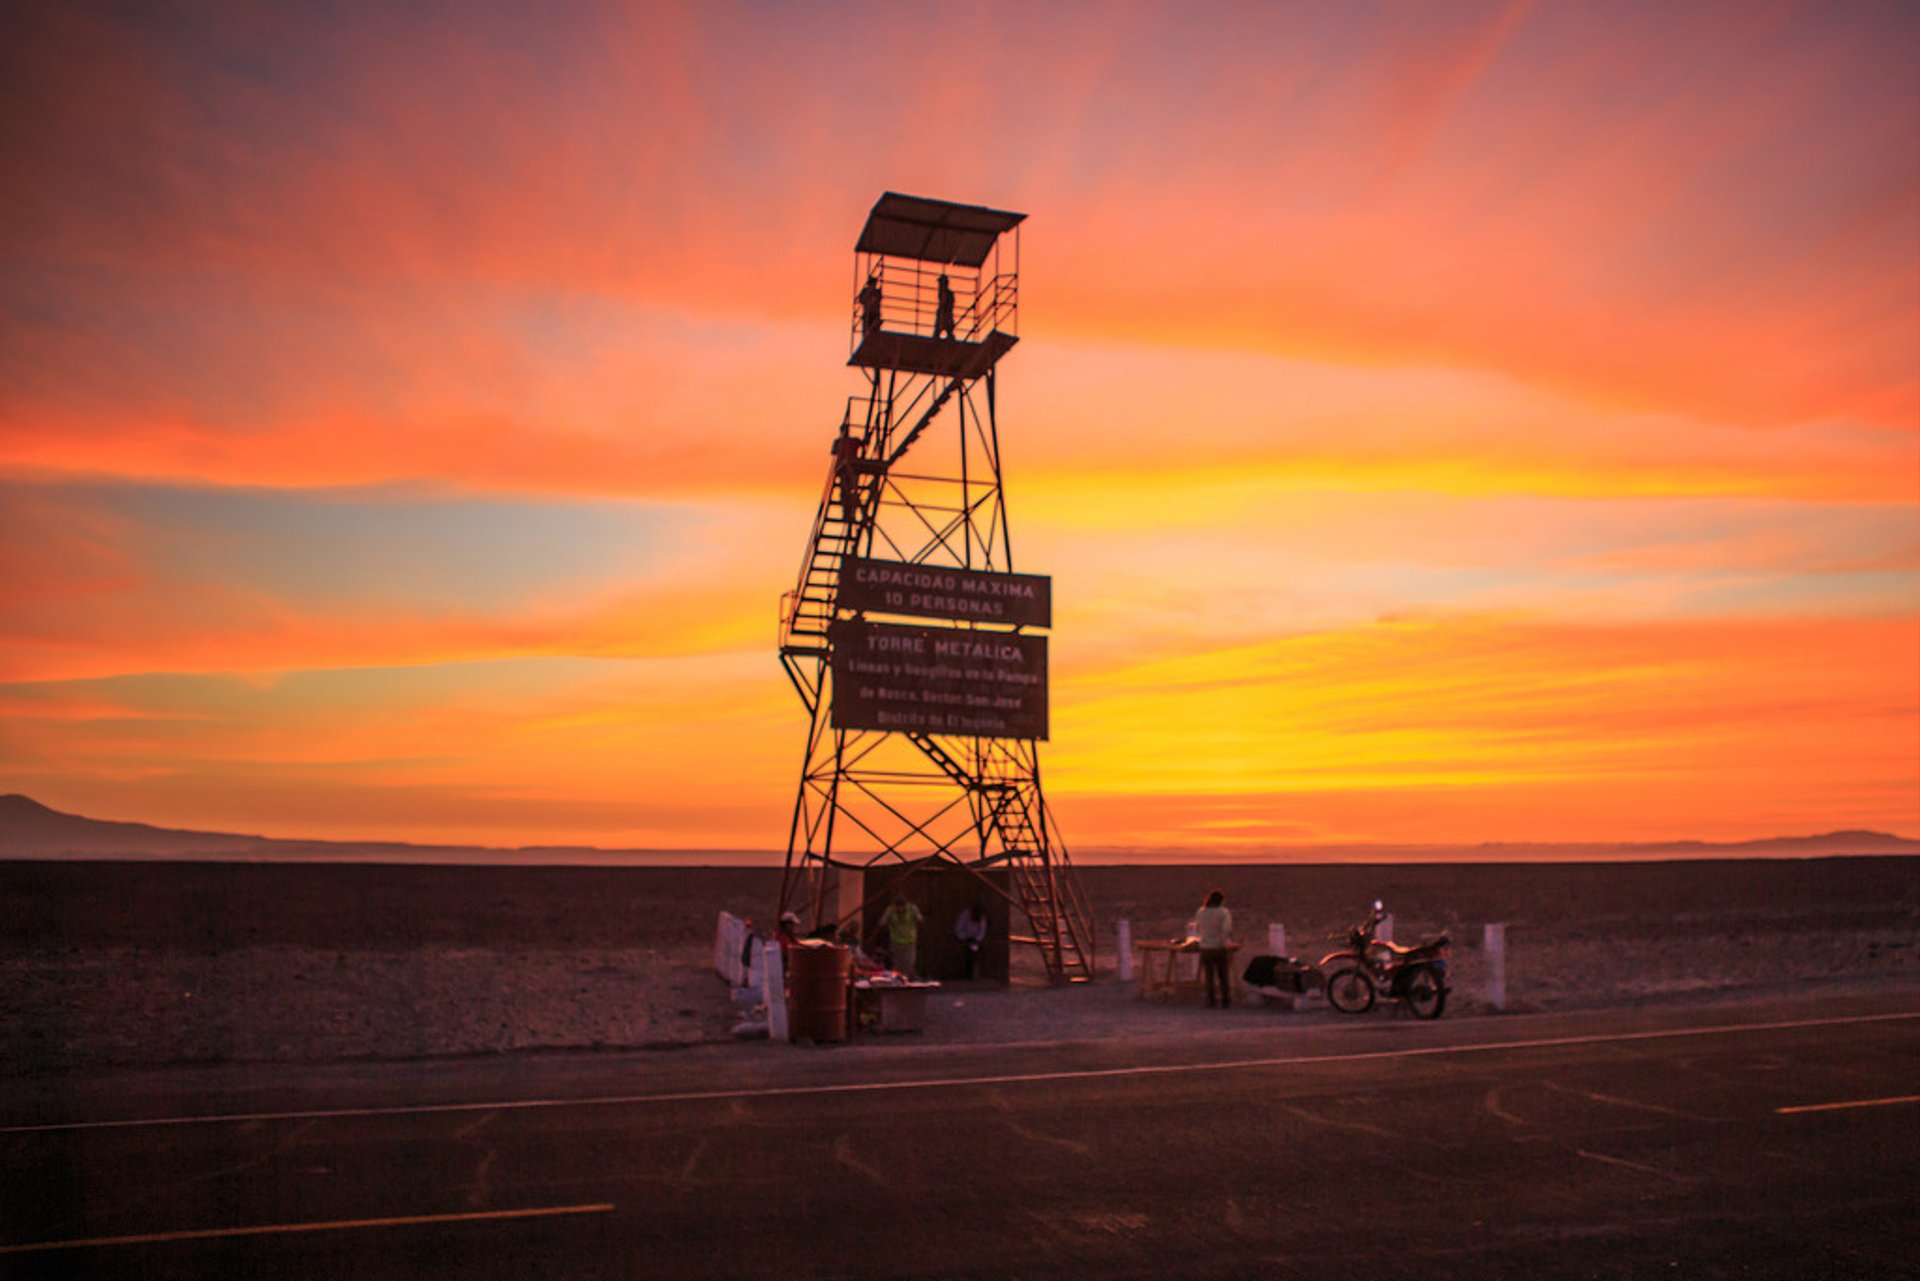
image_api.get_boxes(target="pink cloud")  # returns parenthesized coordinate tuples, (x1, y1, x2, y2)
(7, 1, 1913, 460)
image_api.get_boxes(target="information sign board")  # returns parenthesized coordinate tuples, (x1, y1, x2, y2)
(837, 558, 1051, 629)
(831, 621, 1048, 740)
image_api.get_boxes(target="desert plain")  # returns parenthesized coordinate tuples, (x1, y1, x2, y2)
(3, 854, 1916, 1072)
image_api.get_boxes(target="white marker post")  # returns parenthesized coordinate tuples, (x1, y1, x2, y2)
(1377, 912, 1394, 943)
(1115, 920, 1134, 982)
(761, 938, 790, 1042)
(1483, 922, 1507, 1012)
(1267, 922, 1287, 958)
(716, 912, 748, 986)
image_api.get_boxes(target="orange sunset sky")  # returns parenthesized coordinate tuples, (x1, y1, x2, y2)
(2, 1, 1916, 853)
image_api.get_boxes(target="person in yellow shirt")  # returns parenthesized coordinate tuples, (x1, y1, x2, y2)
(880, 892, 925, 978)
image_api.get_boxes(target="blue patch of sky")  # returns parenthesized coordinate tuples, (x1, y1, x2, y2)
(1685, 569, 1920, 619)
(7, 653, 768, 723)
(68, 481, 702, 612)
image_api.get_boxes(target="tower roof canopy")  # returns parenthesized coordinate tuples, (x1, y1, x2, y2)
(856, 192, 1026, 268)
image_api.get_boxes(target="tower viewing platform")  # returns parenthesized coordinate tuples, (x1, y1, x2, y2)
(849, 192, 1024, 379)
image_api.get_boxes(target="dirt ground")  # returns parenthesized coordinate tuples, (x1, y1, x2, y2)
(3, 857, 1915, 1070)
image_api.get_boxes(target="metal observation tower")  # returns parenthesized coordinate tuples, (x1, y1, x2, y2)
(776, 193, 1094, 982)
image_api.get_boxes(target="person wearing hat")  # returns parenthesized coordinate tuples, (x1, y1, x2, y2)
(775, 911, 803, 951)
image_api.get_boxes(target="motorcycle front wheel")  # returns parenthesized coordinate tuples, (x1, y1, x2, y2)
(1325, 967, 1375, 1014)
(1404, 966, 1447, 1020)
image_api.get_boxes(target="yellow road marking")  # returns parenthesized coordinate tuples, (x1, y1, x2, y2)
(0, 1202, 613, 1256)
(1775, 1094, 1920, 1115)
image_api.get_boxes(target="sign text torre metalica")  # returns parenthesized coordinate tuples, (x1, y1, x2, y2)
(776, 194, 1093, 980)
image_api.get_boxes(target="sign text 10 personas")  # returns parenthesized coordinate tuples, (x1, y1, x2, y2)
(831, 621, 1048, 740)
(837, 557, 1051, 629)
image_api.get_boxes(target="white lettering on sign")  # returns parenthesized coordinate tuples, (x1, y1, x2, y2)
(830, 620, 1049, 741)
(865, 632, 926, 655)
(851, 563, 1041, 599)
(931, 638, 1025, 663)
(838, 558, 1051, 629)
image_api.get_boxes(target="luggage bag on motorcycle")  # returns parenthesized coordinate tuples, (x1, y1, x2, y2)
(1243, 954, 1312, 993)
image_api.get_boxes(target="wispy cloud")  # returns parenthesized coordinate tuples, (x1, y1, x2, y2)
(1049, 613, 1920, 843)
(1, 0, 1913, 847)
(0, 483, 793, 682)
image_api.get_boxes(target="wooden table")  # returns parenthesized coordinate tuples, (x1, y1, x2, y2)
(1134, 939, 1239, 1003)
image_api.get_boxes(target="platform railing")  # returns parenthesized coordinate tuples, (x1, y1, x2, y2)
(849, 260, 1017, 350)
(966, 272, 1018, 339)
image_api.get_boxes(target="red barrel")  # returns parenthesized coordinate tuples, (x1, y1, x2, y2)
(785, 940, 851, 1042)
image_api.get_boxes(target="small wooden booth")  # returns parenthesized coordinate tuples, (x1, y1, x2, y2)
(859, 862, 1012, 984)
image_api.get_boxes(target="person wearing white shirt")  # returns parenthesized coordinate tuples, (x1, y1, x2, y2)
(954, 902, 988, 980)
(1194, 889, 1233, 1008)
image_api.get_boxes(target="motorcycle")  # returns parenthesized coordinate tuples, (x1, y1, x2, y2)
(1319, 900, 1451, 1019)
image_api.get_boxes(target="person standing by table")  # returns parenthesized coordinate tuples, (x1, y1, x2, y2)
(1195, 888, 1233, 1009)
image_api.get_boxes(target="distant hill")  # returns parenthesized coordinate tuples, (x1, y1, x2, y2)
(0, 793, 272, 857)
(0, 795, 770, 865)
(3, 793, 1917, 866)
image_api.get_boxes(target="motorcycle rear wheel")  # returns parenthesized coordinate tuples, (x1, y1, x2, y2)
(1404, 966, 1447, 1020)
(1325, 967, 1375, 1014)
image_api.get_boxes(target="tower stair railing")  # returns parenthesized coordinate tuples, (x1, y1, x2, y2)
(1036, 797, 1096, 978)
(779, 418, 886, 712)
(904, 731, 1092, 981)
(885, 375, 965, 469)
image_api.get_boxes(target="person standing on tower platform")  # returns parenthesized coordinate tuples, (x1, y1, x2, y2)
(859, 272, 883, 337)
(935, 273, 956, 340)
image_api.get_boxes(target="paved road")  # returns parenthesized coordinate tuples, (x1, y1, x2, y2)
(4, 991, 1917, 1279)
